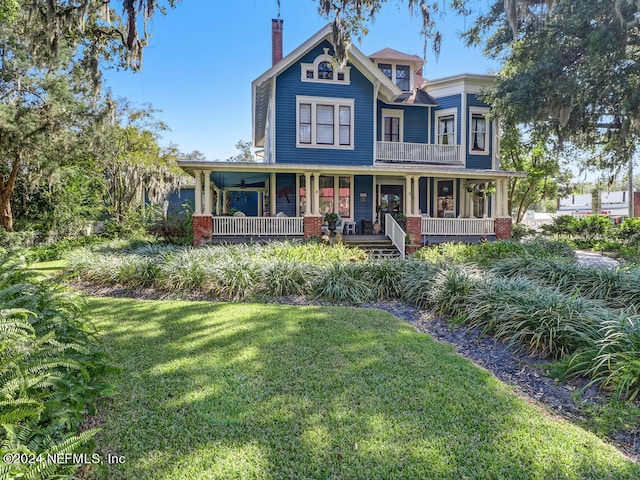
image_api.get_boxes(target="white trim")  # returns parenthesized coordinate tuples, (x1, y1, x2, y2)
(435, 178, 456, 218)
(373, 60, 414, 92)
(468, 107, 491, 155)
(461, 93, 467, 158)
(296, 95, 355, 149)
(435, 107, 458, 146)
(381, 108, 404, 143)
(300, 48, 351, 85)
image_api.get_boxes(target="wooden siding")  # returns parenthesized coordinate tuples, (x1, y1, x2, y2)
(376, 102, 429, 144)
(275, 173, 297, 217)
(466, 93, 493, 170)
(275, 41, 374, 166)
(431, 94, 462, 146)
(354, 175, 374, 228)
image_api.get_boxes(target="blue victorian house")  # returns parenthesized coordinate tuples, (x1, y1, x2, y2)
(180, 20, 522, 250)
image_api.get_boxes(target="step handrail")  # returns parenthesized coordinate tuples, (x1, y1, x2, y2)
(384, 213, 406, 258)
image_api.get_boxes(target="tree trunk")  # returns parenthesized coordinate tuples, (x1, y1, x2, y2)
(0, 157, 20, 231)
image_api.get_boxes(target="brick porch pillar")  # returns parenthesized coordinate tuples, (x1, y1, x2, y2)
(193, 215, 212, 247)
(405, 215, 422, 246)
(303, 215, 322, 238)
(494, 216, 512, 240)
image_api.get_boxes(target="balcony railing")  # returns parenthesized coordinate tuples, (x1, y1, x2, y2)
(376, 141, 463, 166)
(212, 216, 304, 236)
(421, 217, 495, 236)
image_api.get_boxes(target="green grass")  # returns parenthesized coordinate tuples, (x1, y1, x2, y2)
(27, 259, 66, 277)
(86, 298, 639, 479)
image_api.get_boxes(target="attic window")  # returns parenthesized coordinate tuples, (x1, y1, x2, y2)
(300, 49, 351, 84)
(318, 61, 333, 80)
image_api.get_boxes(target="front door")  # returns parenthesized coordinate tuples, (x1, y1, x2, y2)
(378, 185, 403, 232)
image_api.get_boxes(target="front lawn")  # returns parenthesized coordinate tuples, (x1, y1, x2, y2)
(86, 298, 639, 479)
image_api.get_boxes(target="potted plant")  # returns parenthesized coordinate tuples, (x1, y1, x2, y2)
(324, 212, 340, 232)
(393, 213, 407, 230)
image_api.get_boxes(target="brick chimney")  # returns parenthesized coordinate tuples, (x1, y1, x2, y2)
(272, 18, 283, 65)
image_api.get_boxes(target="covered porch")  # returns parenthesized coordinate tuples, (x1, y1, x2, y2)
(180, 161, 523, 247)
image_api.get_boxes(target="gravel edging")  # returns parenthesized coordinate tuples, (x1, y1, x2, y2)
(73, 281, 640, 462)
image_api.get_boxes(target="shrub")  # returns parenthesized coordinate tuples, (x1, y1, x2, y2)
(312, 262, 375, 304)
(511, 223, 535, 241)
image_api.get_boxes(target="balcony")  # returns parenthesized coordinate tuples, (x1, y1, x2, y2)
(376, 141, 463, 166)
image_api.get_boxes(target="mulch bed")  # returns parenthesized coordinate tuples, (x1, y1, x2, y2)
(73, 281, 640, 463)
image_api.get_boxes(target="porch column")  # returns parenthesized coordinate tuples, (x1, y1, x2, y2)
(194, 170, 202, 214)
(372, 175, 377, 221)
(405, 176, 412, 215)
(222, 190, 227, 214)
(304, 173, 312, 215)
(412, 176, 419, 216)
(270, 172, 276, 216)
(203, 171, 211, 214)
(333, 175, 339, 214)
(502, 179, 510, 217)
(495, 179, 504, 217)
(258, 192, 263, 216)
(215, 188, 221, 215)
(313, 173, 321, 215)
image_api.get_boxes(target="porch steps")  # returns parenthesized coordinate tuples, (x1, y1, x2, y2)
(341, 235, 401, 259)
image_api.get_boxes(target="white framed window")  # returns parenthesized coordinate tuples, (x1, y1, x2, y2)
(296, 96, 355, 149)
(381, 108, 404, 143)
(376, 63, 412, 91)
(436, 108, 457, 145)
(300, 48, 351, 84)
(469, 107, 490, 154)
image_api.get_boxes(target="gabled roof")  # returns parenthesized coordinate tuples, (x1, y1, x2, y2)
(252, 24, 402, 147)
(368, 47, 424, 66)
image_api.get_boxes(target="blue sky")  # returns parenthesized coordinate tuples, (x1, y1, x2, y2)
(103, 0, 500, 161)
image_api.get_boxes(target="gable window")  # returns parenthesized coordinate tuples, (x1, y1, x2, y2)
(318, 61, 333, 80)
(296, 96, 355, 149)
(300, 48, 351, 84)
(381, 109, 404, 143)
(395, 65, 410, 91)
(469, 108, 490, 154)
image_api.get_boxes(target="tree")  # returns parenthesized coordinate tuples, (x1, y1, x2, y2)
(0, 1, 179, 231)
(227, 140, 255, 162)
(500, 125, 571, 222)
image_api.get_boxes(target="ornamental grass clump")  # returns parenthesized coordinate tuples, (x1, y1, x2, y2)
(465, 276, 604, 358)
(427, 265, 483, 319)
(399, 260, 443, 308)
(312, 262, 375, 304)
(254, 259, 316, 297)
(359, 258, 408, 299)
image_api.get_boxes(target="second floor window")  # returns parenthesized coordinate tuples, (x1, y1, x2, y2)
(437, 115, 455, 145)
(297, 96, 354, 149)
(471, 113, 488, 152)
(384, 117, 400, 142)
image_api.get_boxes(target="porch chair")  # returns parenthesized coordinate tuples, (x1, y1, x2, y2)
(233, 211, 245, 217)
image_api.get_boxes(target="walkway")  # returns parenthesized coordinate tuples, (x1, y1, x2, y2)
(574, 250, 619, 268)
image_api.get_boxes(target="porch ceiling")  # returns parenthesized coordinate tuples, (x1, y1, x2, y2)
(210, 171, 268, 190)
(179, 160, 526, 180)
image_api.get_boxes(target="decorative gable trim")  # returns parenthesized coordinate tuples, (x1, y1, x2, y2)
(300, 48, 351, 84)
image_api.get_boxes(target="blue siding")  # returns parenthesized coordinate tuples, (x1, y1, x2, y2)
(275, 173, 297, 216)
(466, 93, 493, 170)
(431, 94, 462, 146)
(353, 175, 374, 230)
(228, 191, 259, 217)
(377, 102, 429, 143)
(275, 41, 374, 166)
(419, 177, 428, 214)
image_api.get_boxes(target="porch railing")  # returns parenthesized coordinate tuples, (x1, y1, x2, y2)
(376, 141, 463, 166)
(385, 213, 406, 258)
(212, 216, 304, 236)
(421, 217, 495, 236)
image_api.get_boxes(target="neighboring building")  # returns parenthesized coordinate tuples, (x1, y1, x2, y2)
(179, 20, 524, 248)
(557, 191, 640, 221)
